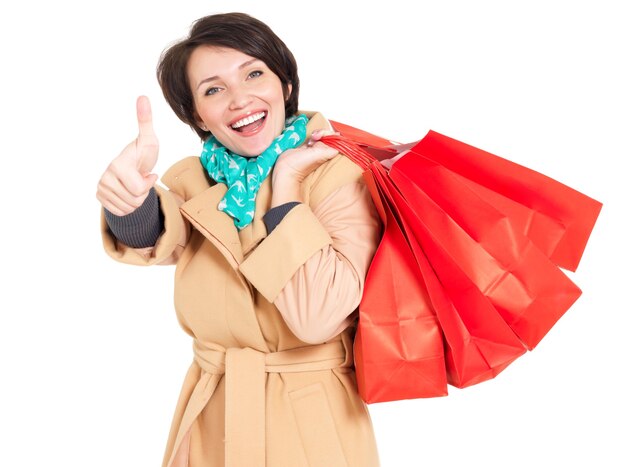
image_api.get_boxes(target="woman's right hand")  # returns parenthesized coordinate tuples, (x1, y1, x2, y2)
(96, 96, 160, 216)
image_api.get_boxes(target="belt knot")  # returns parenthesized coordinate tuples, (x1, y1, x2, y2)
(184, 340, 350, 466)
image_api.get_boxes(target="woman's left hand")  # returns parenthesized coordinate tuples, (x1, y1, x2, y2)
(270, 130, 339, 207)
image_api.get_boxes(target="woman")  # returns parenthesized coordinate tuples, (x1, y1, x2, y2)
(97, 12, 381, 467)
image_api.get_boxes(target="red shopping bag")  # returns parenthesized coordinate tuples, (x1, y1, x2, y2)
(406, 131, 601, 272)
(368, 162, 528, 389)
(355, 163, 448, 402)
(323, 123, 602, 401)
(330, 121, 602, 272)
(327, 133, 448, 401)
(390, 148, 583, 350)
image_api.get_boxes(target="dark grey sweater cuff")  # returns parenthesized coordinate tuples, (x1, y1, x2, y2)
(104, 188, 164, 248)
(262, 202, 301, 235)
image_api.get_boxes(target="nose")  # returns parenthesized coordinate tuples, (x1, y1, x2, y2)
(228, 85, 252, 110)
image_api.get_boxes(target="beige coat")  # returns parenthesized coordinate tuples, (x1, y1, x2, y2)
(101, 113, 382, 467)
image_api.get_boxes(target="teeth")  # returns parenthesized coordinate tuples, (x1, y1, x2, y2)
(231, 112, 266, 129)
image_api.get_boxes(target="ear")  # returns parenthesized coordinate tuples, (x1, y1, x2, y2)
(193, 111, 207, 132)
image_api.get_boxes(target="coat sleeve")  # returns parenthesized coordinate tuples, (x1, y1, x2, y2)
(100, 184, 189, 266)
(275, 182, 380, 344)
(240, 174, 381, 344)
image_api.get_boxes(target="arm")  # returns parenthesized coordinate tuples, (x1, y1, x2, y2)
(273, 182, 380, 343)
(97, 96, 189, 265)
(104, 187, 163, 248)
(101, 185, 188, 266)
(240, 122, 380, 343)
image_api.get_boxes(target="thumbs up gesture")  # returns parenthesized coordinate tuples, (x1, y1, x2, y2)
(96, 96, 160, 216)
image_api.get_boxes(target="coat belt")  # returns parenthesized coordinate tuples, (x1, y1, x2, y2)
(167, 340, 350, 467)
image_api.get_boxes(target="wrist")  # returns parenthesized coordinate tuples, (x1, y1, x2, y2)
(270, 179, 303, 208)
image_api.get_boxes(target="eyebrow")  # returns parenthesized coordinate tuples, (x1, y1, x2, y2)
(195, 58, 260, 91)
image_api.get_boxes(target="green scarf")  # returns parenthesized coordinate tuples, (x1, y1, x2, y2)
(200, 114, 309, 230)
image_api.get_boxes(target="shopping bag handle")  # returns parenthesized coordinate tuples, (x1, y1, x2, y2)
(321, 134, 398, 170)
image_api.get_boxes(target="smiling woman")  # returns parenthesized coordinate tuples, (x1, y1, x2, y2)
(96, 11, 381, 467)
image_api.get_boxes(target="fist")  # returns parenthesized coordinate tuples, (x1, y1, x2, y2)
(269, 129, 340, 207)
(272, 129, 339, 185)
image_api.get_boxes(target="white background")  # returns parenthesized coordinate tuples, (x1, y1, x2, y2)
(1, 1, 624, 466)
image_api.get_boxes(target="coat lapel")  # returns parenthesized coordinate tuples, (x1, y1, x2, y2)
(179, 183, 244, 268)
(239, 176, 271, 256)
(178, 175, 273, 267)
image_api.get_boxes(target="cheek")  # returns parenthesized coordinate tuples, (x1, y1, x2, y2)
(197, 103, 220, 126)
(257, 81, 287, 104)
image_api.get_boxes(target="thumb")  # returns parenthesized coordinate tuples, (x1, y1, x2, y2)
(134, 95, 159, 174)
(136, 137, 159, 174)
(136, 95, 155, 139)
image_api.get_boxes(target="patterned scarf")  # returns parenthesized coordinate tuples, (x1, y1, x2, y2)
(200, 114, 309, 230)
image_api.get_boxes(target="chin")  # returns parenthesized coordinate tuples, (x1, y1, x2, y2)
(240, 138, 276, 157)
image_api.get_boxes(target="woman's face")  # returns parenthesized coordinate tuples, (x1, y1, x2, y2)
(188, 46, 291, 157)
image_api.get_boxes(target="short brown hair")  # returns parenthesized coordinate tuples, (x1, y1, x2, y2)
(157, 12, 300, 140)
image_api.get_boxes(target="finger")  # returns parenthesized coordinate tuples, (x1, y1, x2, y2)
(318, 147, 339, 161)
(97, 175, 137, 204)
(106, 162, 156, 198)
(99, 180, 154, 215)
(306, 142, 339, 160)
(136, 95, 155, 139)
(307, 129, 339, 147)
(121, 170, 157, 197)
(97, 190, 140, 216)
(97, 177, 143, 215)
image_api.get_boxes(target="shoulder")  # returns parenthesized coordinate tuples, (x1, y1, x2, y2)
(305, 155, 365, 208)
(161, 156, 212, 201)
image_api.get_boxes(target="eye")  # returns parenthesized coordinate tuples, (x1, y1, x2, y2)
(204, 86, 221, 96)
(248, 70, 263, 79)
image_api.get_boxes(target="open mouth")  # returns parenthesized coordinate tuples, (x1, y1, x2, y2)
(230, 111, 266, 133)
